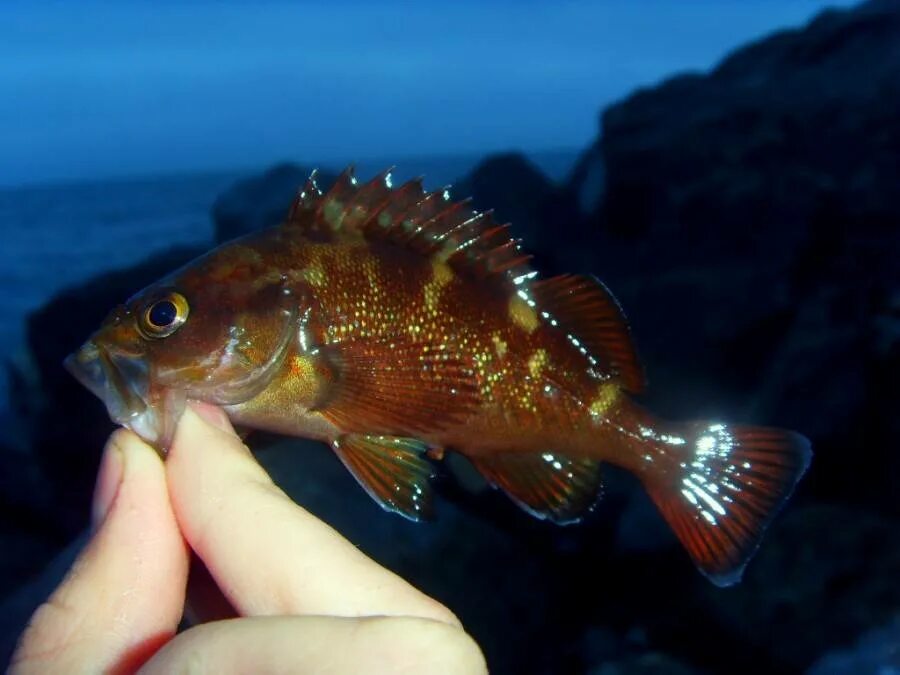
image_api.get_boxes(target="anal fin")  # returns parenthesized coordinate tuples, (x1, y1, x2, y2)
(471, 452, 603, 524)
(332, 434, 435, 521)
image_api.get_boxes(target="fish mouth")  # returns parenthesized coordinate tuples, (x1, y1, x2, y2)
(65, 342, 183, 449)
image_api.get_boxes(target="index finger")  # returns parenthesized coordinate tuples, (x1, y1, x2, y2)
(165, 403, 459, 625)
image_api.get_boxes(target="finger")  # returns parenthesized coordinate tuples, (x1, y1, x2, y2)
(166, 403, 458, 624)
(11, 430, 190, 675)
(140, 615, 486, 675)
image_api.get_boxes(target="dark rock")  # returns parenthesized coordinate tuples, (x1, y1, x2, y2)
(568, 0, 900, 515)
(807, 613, 900, 675)
(701, 505, 900, 671)
(588, 653, 706, 675)
(211, 163, 338, 243)
(568, 139, 606, 216)
(455, 152, 589, 278)
(0, 441, 58, 601)
(594, 0, 900, 246)
(453, 153, 557, 250)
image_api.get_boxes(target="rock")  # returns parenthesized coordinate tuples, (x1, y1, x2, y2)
(589, 653, 706, 675)
(211, 163, 338, 243)
(567, 0, 900, 516)
(0, 441, 58, 602)
(806, 613, 900, 675)
(594, 0, 900, 245)
(701, 505, 900, 671)
(456, 152, 589, 278)
(453, 153, 557, 250)
(568, 139, 606, 215)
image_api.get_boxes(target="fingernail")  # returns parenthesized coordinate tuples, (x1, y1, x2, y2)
(91, 434, 125, 529)
(188, 401, 236, 435)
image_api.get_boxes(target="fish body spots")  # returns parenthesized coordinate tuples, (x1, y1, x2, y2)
(527, 348, 549, 378)
(509, 295, 538, 333)
(301, 260, 328, 288)
(364, 258, 381, 290)
(491, 332, 508, 359)
(589, 382, 620, 417)
(423, 259, 454, 314)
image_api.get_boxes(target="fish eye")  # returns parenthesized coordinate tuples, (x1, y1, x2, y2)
(138, 292, 190, 339)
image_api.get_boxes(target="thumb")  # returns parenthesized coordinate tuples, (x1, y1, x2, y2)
(11, 430, 190, 675)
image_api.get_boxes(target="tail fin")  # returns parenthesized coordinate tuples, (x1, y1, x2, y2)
(640, 422, 811, 586)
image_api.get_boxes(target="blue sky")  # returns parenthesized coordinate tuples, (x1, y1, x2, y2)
(0, 0, 857, 187)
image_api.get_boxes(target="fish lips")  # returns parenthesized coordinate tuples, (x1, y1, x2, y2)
(65, 341, 182, 449)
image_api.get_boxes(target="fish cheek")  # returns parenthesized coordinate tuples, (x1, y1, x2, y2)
(144, 317, 229, 390)
(184, 306, 297, 405)
(141, 275, 297, 402)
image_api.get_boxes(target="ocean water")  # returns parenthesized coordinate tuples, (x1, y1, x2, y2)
(0, 150, 578, 410)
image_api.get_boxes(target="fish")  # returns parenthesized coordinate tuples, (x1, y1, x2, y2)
(66, 167, 811, 586)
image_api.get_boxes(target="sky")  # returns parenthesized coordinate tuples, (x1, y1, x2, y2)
(0, 0, 858, 187)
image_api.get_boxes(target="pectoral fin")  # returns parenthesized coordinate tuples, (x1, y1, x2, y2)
(332, 434, 436, 521)
(317, 335, 480, 435)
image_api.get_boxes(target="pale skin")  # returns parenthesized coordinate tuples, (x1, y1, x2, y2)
(10, 403, 486, 674)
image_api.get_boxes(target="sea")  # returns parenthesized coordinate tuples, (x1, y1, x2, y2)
(0, 150, 579, 412)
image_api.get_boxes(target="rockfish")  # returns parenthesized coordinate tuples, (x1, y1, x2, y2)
(66, 168, 811, 585)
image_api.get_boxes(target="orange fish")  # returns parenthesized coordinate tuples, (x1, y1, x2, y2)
(66, 168, 811, 585)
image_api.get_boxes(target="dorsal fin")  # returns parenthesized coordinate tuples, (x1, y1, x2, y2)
(285, 167, 537, 287)
(531, 274, 645, 394)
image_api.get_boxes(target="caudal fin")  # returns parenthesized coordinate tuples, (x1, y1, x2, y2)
(641, 422, 811, 586)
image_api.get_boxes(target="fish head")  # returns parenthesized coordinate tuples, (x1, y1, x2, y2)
(65, 241, 299, 450)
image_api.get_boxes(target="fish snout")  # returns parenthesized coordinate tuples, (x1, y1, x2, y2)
(64, 341, 107, 402)
(65, 340, 150, 425)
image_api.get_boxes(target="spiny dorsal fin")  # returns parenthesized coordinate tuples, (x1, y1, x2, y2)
(285, 167, 537, 287)
(285, 168, 334, 241)
(288, 169, 322, 214)
(471, 452, 603, 524)
(531, 274, 645, 394)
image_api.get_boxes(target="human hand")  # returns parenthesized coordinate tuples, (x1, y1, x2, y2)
(11, 403, 486, 674)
